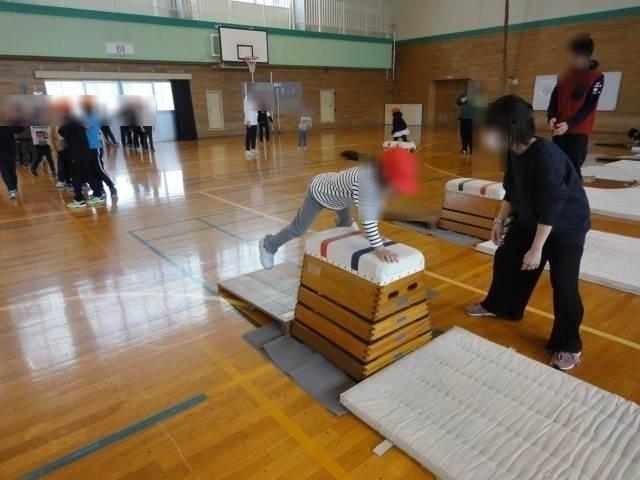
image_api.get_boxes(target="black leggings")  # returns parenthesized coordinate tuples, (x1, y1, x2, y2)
(459, 118, 473, 152)
(245, 125, 257, 151)
(32, 145, 56, 173)
(0, 154, 17, 191)
(482, 224, 585, 353)
(552, 134, 588, 176)
(101, 126, 117, 144)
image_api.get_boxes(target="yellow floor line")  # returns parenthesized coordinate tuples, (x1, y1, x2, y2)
(425, 270, 640, 352)
(197, 340, 351, 479)
(199, 191, 640, 352)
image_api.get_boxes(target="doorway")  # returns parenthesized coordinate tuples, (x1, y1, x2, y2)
(427, 79, 469, 126)
(320, 89, 335, 123)
(206, 90, 224, 130)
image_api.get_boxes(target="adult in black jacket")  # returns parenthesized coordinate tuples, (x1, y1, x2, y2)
(0, 125, 25, 198)
(59, 117, 103, 208)
(466, 95, 590, 372)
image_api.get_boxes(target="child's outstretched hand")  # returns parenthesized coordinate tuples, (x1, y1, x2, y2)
(375, 247, 398, 263)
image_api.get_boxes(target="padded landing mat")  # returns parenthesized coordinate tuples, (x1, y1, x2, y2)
(218, 263, 300, 325)
(585, 186, 640, 221)
(341, 327, 640, 480)
(476, 230, 640, 295)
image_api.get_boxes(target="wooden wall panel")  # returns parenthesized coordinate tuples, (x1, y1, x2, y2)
(393, 15, 640, 132)
(0, 59, 392, 138)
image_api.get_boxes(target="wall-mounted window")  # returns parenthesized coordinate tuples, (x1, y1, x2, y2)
(234, 0, 291, 8)
(44, 80, 174, 111)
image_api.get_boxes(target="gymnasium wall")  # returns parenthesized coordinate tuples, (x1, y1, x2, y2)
(0, 2, 392, 68)
(0, 59, 392, 137)
(392, 13, 640, 132)
(389, 0, 640, 40)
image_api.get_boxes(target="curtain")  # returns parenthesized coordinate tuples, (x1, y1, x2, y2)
(170, 80, 198, 141)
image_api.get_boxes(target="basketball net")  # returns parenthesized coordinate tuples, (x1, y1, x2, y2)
(243, 56, 258, 83)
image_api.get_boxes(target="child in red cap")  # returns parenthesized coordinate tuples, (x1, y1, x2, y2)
(259, 148, 419, 269)
(391, 108, 410, 142)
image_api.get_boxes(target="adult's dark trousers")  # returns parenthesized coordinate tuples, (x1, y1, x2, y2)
(70, 151, 102, 202)
(552, 134, 588, 176)
(101, 126, 117, 145)
(0, 154, 18, 191)
(120, 126, 132, 147)
(32, 145, 56, 174)
(258, 122, 270, 142)
(245, 125, 257, 150)
(481, 223, 585, 353)
(459, 118, 473, 153)
(89, 148, 114, 191)
(132, 126, 144, 149)
(143, 126, 154, 150)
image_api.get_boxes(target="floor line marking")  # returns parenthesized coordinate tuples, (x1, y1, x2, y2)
(128, 230, 218, 295)
(197, 340, 351, 480)
(424, 270, 640, 352)
(19, 394, 207, 480)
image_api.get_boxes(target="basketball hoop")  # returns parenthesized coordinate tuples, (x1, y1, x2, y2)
(243, 56, 259, 83)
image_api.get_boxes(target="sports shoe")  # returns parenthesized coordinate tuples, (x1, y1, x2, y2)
(29, 166, 38, 177)
(258, 238, 275, 270)
(9, 190, 18, 199)
(465, 303, 496, 317)
(87, 194, 107, 205)
(550, 352, 581, 371)
(67, 199, 87, 208)
(56, 181, 66, 188)
(109, 186, 118, 198)
(245, 150, 253, 160)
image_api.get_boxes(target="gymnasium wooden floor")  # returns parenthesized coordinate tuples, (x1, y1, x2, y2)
(1, 126, 639, 479)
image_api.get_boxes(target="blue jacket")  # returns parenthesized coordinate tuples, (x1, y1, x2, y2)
(84, 114, 101, 149)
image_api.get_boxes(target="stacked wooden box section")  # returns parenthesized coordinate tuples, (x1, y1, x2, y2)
(438, 178, 506, 240)
(292, 231, 431, 380)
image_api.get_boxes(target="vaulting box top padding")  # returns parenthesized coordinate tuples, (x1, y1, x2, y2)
(445, 177, 506, 200)
(304, 227, 424, 285)
(341, 327, 640, 480)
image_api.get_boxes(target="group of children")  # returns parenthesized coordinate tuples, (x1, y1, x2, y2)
(243, 96, 313, 158)
(0, 97, 118, 207)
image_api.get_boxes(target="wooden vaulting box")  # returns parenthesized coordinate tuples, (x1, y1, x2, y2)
(438, 178, 505, 240)
(292, 228, 432, 380)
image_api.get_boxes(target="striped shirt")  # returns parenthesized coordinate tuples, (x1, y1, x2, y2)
(309, 166, 383, 248)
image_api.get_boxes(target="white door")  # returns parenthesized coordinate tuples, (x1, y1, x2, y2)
(206, 90, 224, 130)
(320, 89, 335, 123)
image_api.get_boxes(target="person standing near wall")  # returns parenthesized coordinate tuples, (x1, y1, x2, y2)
(547, 34, 604, 176)
(244, 95, 258, 159)
(257, 109, 273, 144)
(82, 99, 117, 199)
(457, 92, 473, 155)
(0, 122, 25, 199)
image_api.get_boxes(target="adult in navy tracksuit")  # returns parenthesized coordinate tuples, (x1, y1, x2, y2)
(547, 34, 604, 176)
(82, 99, 116, 199)
(59, 115, 103, 208)
(467, 95, 590, 372)
(0, 125, 25, 198)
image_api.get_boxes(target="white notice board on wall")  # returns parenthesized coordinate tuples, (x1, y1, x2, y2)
(532, 72, 622, 111)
